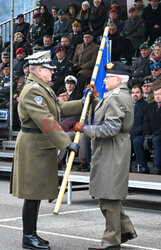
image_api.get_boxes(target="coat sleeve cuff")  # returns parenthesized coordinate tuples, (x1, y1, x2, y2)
(83, 125, 96, 140)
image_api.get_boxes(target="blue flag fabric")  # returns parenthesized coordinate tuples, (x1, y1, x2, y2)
(94, 40, 112, 99)
(86, 39, 111, 126)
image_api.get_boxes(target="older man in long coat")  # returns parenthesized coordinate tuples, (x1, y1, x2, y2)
(72, 30, 99, 96)
(75, 62, 137, 249)
(11, 51, 82, 250)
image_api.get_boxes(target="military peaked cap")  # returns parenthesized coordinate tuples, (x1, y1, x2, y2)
(25, 51, 56, 70)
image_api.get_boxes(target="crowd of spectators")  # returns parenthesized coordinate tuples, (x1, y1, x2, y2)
(0, 0, 161, 173)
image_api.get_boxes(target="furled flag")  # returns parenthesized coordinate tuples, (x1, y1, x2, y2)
(94, 40, 112, 99)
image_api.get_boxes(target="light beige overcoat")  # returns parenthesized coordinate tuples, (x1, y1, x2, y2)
(83, 83, 134, 200)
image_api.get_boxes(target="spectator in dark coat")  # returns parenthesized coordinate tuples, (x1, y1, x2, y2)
(52, 46, 73, 95)
(131, 42, 151, 85)
(106, 8, 124, 34)
(64, 75, 82, 100)
(40, 5, 53, 35)
(68, 20, 83, 58)
(130, 85, 149, 173)
(50, 6, 59, 35)
(13, 14, 30, 41)
(143, 85, 161, 174)
(121, 7, 145, 51)
(89, 0, 107, 41)
(108, 23, 133, 65)
(110, 0, 127, 21)
(53, 9, 72, 46)
(66, 4, 78, 22)
(6, 32, 32, 58)
(142, 0, 161, 46)
(13, 48, 26, 77)
(42, 35, 55, 60)
(77, 1, 91, 32)
(60, 36, 74, 61)
(27, 12, 46, 46)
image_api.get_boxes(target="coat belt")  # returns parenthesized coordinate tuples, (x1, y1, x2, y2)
(22, 127, 42, 133)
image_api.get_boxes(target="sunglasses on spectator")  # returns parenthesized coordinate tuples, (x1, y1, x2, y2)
(151, 68, 159, 71)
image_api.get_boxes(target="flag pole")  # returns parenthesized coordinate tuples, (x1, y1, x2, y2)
(90, 27, 109, 86)
(53, 27, 109, 214)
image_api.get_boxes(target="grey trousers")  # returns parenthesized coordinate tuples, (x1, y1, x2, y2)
(99, 199, 135, 244)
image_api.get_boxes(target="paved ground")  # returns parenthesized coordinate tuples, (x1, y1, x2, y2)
(0, 175, 161, 250)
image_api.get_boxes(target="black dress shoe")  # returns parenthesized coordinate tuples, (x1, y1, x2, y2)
(22, 234, 50, 249)
(121, 230, 137, 244)
(88, 242, 120, 249)
(35, 233, 49, 245)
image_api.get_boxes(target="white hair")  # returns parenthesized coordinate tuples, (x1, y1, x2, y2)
(117, 74, 129, 83)
(107, 73, 129, 83)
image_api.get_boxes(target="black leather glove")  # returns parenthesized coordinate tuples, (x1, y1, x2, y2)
(68, 142, 80, 156)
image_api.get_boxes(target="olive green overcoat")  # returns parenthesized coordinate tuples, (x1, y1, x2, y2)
(12, 73, 82, 200)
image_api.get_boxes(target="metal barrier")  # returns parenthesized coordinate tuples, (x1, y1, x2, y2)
(0, 7, 39, 45)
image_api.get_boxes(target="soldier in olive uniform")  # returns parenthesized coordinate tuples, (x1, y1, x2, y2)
(0, 63, 18, 109)
(75, 62, 137, 250)
(12, 62, 30, 130)
(131, 42, 151, 86)
(146, 62, 161, 103)
(27, 12, 46, 47)
(14, 62, 30, 100)
(11, 51, 82, 249)
(0, 51, 10, 77)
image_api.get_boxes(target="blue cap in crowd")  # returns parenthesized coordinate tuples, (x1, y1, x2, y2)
(150, 62, 161, 70)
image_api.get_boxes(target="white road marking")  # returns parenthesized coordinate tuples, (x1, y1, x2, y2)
(0, 207, 100, 222)
(0, 205, 160, 223)
(0, 224, 160, 250)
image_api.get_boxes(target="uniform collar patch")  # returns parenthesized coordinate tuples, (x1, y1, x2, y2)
(34, 96, 43, 105)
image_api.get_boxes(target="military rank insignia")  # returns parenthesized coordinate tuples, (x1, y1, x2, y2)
(106, 62, 114, 69)
(34, 96, 43, 105)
